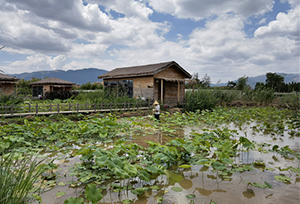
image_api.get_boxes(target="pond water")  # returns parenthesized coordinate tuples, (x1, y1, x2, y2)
(39, 120, 300, 204)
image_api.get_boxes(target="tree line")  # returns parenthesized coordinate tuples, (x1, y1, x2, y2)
(187, 72, 299, 92)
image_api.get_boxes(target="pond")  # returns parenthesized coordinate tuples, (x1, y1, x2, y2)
(37, 109, 299, 204)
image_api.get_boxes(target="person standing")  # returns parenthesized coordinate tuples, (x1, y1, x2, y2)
(153, 101, 160, 121)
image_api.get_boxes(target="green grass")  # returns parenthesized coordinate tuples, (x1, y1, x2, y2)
(0, 153, 46, 204)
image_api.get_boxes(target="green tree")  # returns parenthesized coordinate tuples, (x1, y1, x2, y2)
(265, 73, 285, 92)
(236, 76, 248, 91)
(201, 74, 211, 88)
(227, 81, 236, 89)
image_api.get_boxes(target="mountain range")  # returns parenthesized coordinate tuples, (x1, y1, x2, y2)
(212, 73, 299, 88)
(10, 68, 107, 85)
(9, 68, 299, 87)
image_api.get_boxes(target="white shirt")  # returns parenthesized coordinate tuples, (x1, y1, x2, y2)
(155, 104, 160, 115)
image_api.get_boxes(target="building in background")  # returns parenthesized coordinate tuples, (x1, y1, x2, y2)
(98, 61, 192, 105)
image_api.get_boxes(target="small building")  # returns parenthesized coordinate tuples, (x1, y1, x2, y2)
(0, 73, 19, 95)
(29, 77, 75, 97)
(97, 61, 192, 104)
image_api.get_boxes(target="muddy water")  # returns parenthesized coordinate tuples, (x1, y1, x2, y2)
(39, 122, 300, 204)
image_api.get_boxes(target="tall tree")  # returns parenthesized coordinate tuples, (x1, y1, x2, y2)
(201, 74, 211, 87)
(236, 76, 248, 91)
(265, 73, 285, 92)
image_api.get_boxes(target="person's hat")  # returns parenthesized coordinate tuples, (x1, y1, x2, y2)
(153, 101, 159, 105)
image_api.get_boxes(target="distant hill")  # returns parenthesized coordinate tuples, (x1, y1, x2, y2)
(212, 73, 299, 88)
(10, 68, 108, 85)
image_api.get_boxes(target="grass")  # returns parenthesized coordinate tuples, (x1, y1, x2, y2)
(0, 152, 46, 204)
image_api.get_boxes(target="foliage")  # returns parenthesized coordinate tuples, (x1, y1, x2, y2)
(236, 76, 249, 91)
(17, 78, 40, 96)
(0, 153, 47, 204)
(77, 82, 103, 90)
(44, 91, 79, 100)
(0, 94, 24, 106)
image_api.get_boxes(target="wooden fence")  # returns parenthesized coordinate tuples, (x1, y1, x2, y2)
(0, 99, 180, 118)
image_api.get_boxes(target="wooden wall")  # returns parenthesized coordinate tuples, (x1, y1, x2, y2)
(0, 83, 16, 95)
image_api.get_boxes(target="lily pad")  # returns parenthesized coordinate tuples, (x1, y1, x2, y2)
(171, 187, 183, 192)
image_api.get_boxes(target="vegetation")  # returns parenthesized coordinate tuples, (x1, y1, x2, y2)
(0, 106, 298, 203)
(76, 82, 103, 90)
(0, 153, 47, 204)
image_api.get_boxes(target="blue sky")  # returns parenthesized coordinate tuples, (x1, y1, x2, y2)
(0, 0, 299, 83)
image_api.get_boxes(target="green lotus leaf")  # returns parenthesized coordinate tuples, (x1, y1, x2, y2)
(274, 175, 291, 183)
(114, 167, 130, 179)
(138, 170, 151, 182)
(111, 158, 124, 169)
(64, 197, 84, 204)
(85, 183, 103, 204)
(124, 164, 138, 177)
(131, 187, 149, 195)
(171, 187, 183, 192)
(211, 162, 226, 171)
(95, 155, 109, 166)
(164, 170, 183, 185)
(186, 194, 196, 199)
(179, 164, 192, 169)
(197, 159, 210, 165)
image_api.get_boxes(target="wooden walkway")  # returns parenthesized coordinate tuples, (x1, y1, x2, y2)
(0, 106, 150, 118)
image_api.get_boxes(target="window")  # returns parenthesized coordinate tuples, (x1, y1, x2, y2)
(32, 86, 43, 97)
(104, 80, 133, 98)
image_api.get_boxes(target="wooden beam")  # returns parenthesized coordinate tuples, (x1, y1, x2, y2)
(116, 80, 119, 98)
(178, 81, 180, 103)
(161, 79, 163, 102)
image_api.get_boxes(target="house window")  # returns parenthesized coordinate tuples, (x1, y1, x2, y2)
(32, 86, 43, 97)
(104, 80, 133, 98)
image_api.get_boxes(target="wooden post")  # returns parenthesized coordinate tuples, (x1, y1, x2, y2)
(36, 104, 38, 114)
(69, 103, 71, 111)
(50, 103, 52, 111)
(57, 103, 60, 113)
(178, 81, 180, 103)
(116, 81, 119, 98)
(161, 79, 163, 103)
(10, 105, 13, 115)
(15, 83, 18, 97)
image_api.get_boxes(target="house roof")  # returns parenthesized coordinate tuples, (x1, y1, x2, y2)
(0, 73, 19, 81)
(97, 61, 192, 79)
(29, 77, 75, 85)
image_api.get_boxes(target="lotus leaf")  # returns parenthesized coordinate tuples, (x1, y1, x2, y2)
(85, 183, 103, 204)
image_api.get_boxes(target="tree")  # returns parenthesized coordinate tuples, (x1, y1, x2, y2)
(265, 73, 285, 92)
(227, 81, 236, 89)
(236, 76, 248, 91)
(201, 74, 211, 88)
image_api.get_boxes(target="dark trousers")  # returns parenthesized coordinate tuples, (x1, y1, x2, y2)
(154, 114, 160, 121)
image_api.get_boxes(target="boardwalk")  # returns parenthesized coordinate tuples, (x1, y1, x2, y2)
(0, 101, 151, 118)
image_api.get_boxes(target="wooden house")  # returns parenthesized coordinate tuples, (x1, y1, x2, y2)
(97, 61, 192, 104)
(0, 73, 19, 95)
(29, 77, 75, 97)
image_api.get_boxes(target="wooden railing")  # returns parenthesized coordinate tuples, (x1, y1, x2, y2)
(0, 99, 183, 117)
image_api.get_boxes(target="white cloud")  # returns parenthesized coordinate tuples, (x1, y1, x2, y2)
(8, 0, 112, 32)
(254, 6, 299, 39)
(148, 0, 274, 20)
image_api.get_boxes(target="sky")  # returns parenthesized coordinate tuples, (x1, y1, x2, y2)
(0, 0, 299, 83)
